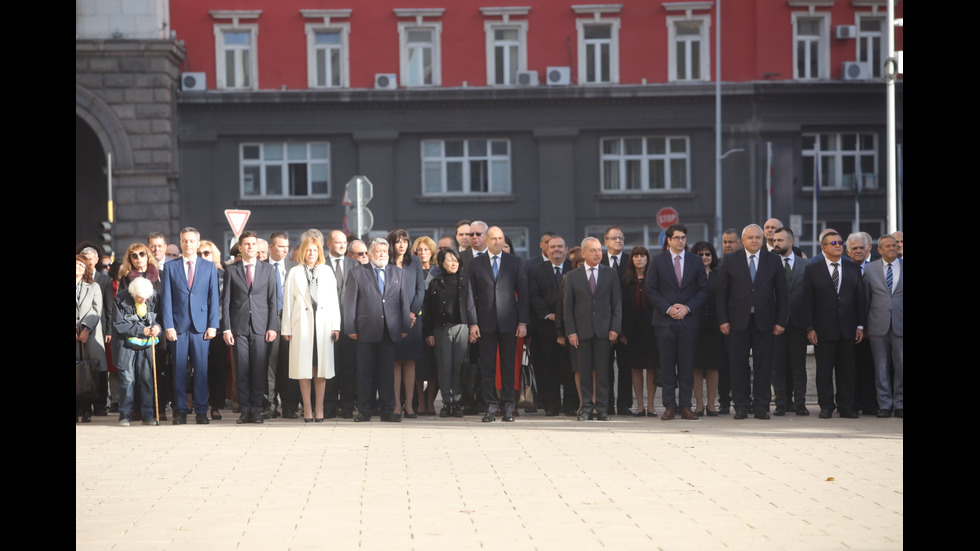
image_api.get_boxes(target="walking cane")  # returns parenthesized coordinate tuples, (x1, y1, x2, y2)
(152, 338, 160, 423)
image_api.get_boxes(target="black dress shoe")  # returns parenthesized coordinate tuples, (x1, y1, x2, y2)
(354, 414, 371, 422)
(876, 410, 892, 418)
(482, 413, 495, 423)
(81, 412, 92, 423)
(718, 404, 731, 415)
(211, 408, 223, 420)
(839, 409, 859, 419)
(93, 407, 108, 417)
(894, 408, 903, 418)
(818, 408, 834, 419)
(774, 406, 786, 416)
(754, 411, 771, 420)
(577, 412, 589, 421)
(524, 407, 537, 414)
(380, 413, 401, 422)
(305, 418, 315, 423)
(323, 411, 338, 419)
(404, 412, 418, 419)
(796, 407, 810, 416)
(195, 413, 210, 424)
(282, 410, 299, 419)
(597, 412, 611, 421)
(502, 413, 515, 422)
(706, 409, 719, 417)
(733, 410, 749, 420)
(252, 415, 264, 424)
(237, 413, 251, 424)
(341, 411, 354, 419)
(632, 409, 647, 417)
(545, 408, 560, 417)
(173, 412, 187, 425)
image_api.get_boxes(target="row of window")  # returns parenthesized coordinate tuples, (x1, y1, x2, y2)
(213, 9, 889, 90)
(239, 133, 880, 199)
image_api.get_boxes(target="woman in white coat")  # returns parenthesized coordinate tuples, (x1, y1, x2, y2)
(280, 236, 341, 422)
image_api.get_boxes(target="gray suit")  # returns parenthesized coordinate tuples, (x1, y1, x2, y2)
(563, 263, 622, 413)
(864, 258, 903, 410)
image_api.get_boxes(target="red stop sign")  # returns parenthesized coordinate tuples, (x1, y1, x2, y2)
(656, 207, 678, 229)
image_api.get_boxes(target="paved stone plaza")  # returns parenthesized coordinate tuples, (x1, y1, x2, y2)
(77, 411, 902, 550)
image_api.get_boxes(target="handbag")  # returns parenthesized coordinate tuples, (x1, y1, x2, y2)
(76, 340, 100, 401)
(517, 344, 536, 409)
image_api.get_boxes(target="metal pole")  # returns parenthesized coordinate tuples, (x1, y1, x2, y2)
(766, 142, 772, 220)
(885, 0, 897, 233)
(714, 0, 722, 247)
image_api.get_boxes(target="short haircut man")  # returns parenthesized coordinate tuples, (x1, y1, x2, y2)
(891, 230, 903, 257)
(770, 227, 810, 416)
(324, 229, 359, 419)
(437, 236, 455, 252)
(348, 239, 369, 264)
(763, 218, 783, 249)
(864, 235, 903, 417)
(721, 229, 740, 256)
(147, 232, 168, 266)
(256, 238, 269, 262)
(456, 220, 472, 251)
(563, 237, 622, 421)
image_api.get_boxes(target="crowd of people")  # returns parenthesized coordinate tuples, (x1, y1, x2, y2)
(75, 218, 903, 426)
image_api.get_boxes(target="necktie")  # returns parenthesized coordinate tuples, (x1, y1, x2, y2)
(554, 265, 562, 286)
(784, 258, 792, 280)
(246, 263, 253, 287)
(187, 260, 195, 288)
(886, 263, 894, 293)
(376, 267, 385, 294)
(305, 266, 318, 309)
(749, 255, 757, 283)
(831, 263, 840, 294)
(673, 254, 683, 286)
(589, 267, 596, 293)
(612, 256, 619, 270)
(335, 258, 343, 283)
(492, 256, 499, 279)
(274, 264, 283, 311)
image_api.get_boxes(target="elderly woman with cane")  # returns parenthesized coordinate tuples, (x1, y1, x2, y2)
(113, 277, 163, 426)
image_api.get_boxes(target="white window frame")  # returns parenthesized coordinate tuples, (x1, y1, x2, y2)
(576, 18, 620, 84)
(666, 15, 710, 82)
(600, 136, 691, 193)
(484, 21, 529, 86)
(240, 142, 331, 199)
(398, 22, 442, 87)
(303, 22, 350, 88)
(421, 139, 512, 195)
(214, 24, 259, 90)
(801, 132, 878, 192)
(855, 14, 885, 79)
(792, 11, 830, 80)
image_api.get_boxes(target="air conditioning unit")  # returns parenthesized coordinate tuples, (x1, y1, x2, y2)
(374, 73, 398, 89)
(181, 72, 207, 91)
(546, 66, 571, 86)
(516, 70, 539, 86)
(842, 61, 871, 80)
(835, 25, 857, 39)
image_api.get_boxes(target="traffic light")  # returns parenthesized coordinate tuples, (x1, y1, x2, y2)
(100, 221, 113, 257)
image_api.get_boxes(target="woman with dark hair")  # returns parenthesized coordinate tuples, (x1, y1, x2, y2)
(423, 248, 470, 417)
(118, 242, 162, 293)
(620, 246, 659, 416)
(77, 254, 106, 422)
(690, 241, 722, 416)
(388, 229, 426, 418)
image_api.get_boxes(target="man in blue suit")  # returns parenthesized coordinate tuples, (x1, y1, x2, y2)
(344, 238, 411, 423)
(645, 224, 708, 421)
(161, 227, 221, 425)
(717, 224, 789, 420)
(467, 225, 529, 422)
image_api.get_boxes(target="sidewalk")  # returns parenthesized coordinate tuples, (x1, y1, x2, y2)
(76, 411, 903, 550)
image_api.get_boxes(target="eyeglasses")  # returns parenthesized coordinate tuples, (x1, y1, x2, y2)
(697, 252, 712, 257)
(130, 251, 147, 260)
(669, 235, 688, 241)
(351, 251, 368, 257)
(825, 240, 844, 246)
(468, 232, 483, 237)
(99, 263, 112, 270)
(605, 236, 624, 241)
(166, 252, 181, 258)
(199, 250, 213, 257)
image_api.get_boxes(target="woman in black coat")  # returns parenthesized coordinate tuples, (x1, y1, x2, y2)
(620, 246, 660, 416)
(691, 241, 722, 416)
(423, 248, 470, 417)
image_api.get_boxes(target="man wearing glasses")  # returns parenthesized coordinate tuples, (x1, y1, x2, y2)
(717, 224, 788, 420)
(459, 220, 489, 273)
(645, 224, 707, 420)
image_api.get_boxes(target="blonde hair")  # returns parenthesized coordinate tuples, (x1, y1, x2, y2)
(297, 236, 325, 266)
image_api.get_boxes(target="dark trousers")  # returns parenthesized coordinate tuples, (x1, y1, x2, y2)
(607, 342, 632, 414)
(275, 339, 299, 414)
(232, 332, 270, 415)
(718, 336, 732, 408)
(656, 323, 697, 409)
(772, 327, 807, 409)
(356, 330, 396, 417)
(208, 335, 229, 409)
(479, 330, 517, 414)
(727, 316, 774, 412)
(579, 337, 611, 413)
(815, 338, 856, 412)
(169, 332, 211, 414)
(531, 324, 562, 412)
(325, 335, 357, 415)
(854, 339, 877, 413)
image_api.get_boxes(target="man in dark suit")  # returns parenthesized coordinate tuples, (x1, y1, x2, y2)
(601, 226, 630, 415)
(803, 231, 866, 419)
(457, 220, 488, 413)
(564, 237, 622, 421)
(770, 227, 809, 416)
(525, 231, 555, 273)
(324, 230, 359, 419)
(459, 220, 489, 274)
(264, 231, 298, 419)
(846, 232, 877, 415)
(864, 234, 903, 418)
(645, 224, 708, 420)
(222, 231, 280, 424)
(717, 224, 789, 420)
(343, 238, 411, 422)
(467, 225, 529, 422)
(161, 227, 221, 425)
(528, 235, 575, 416)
